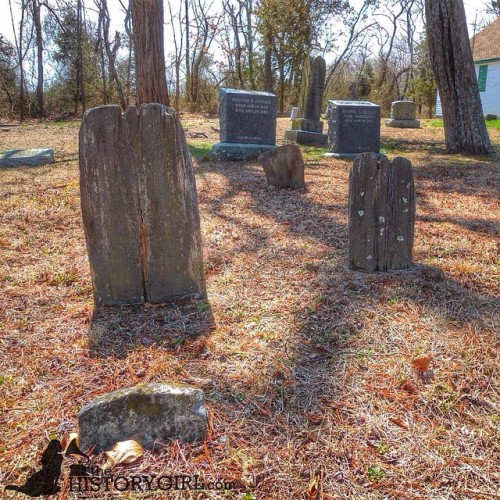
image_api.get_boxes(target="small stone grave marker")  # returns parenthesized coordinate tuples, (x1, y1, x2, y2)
(348, 153, 415, 272)
(258, 144, 305, 188)
(211, 88, 277, 160)
(385, 101, 420, 128)
(325, 100, 380, 158)
(0, 148, 54, 167)
(78, 383, 207, 452)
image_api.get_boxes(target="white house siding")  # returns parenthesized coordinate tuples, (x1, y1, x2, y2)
(435, 60, 500, 117)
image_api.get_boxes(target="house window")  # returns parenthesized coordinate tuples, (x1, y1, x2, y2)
(478, 65, 488, 92)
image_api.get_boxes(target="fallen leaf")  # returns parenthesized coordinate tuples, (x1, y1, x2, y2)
(307, 475, 320, 500)
(103, 440, 144, 470)
(399, 380, 418, 394)
(412, 354, 433, 372)
(389, 417, 409, 430)
(306, 413, 323, 425)
(144, 302, 166, 308)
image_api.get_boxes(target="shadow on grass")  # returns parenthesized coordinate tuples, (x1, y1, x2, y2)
(87, 297, 215, 359)
(195, 157, 498, 414)
(189, 143, 212, 160)
(283, 261, 499, 418)
(418, 214, 499, 236)
(413, 160, 499, 198)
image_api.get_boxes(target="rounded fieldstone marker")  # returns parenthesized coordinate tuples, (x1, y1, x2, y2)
(78, 383, 207, 453)
(258, 144, 305, 188)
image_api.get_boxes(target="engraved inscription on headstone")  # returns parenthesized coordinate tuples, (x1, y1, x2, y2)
(212, 88, 277, 160)
(219, 89, 276, 145)
(326, 100, 380, 157)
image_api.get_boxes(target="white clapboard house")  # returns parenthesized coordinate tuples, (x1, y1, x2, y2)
(436, 17, 500, 117)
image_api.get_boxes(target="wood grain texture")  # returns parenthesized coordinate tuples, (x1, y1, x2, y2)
(79, 104, 206, 306)
(348, 153, 415, 272)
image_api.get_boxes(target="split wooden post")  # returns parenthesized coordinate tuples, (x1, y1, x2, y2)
(348, 153, 415, 272)
(79, 104, 206, 306)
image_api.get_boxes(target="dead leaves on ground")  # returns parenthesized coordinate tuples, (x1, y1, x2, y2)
(412, 354, 433, 373)
(103, 440, 144, 470)
(412, 354, 434, 381)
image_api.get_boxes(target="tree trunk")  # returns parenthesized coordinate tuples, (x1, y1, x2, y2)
(32, 0, 44, 119)
(101, 0, 127, 110)
(15, 0, 27, 122)
(425, 0, 493, 153)
(130, 0, 169, 107)
(76, 0, 86, 115)
(185, 0, 190, 102)
(246, 0, 256, 89)
(96, 2, 109, 104)
(264, 34, 273, 92)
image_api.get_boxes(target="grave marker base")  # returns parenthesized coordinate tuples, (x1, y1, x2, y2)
(211, 142, 276, 161)
(385, 119, 420, 128)
(284, 130, 327, 146)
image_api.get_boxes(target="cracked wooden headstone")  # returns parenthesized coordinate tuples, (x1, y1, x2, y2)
(348, 152, 415, 272)
(79, 104, 206, 306)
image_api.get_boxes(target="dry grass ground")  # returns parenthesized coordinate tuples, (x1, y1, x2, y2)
(0, 116, 499, 499)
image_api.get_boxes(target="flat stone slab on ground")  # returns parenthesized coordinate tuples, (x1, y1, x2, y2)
(0, 148, 54, 167)
(78, 383, 207, 452)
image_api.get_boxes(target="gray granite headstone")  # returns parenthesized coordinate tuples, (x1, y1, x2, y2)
(212, 88, 277, 160)
(0, 148, 54, 167)
(285, 55, 327, 145)
(385, 101, 420, 128)
(325, 101, 380, 158)
(78, 383, 207, 452)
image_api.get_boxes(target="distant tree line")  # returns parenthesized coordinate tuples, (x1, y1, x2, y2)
(0, 0, 497, 121)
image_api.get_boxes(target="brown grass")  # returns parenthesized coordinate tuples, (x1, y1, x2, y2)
(0, 117, 499, 499)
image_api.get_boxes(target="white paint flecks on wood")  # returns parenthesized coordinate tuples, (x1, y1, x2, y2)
(348, 153, 415, 272)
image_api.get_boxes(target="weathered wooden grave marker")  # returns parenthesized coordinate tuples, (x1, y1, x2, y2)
(79, 104, 206, 306)
(348, 153, 415, 272)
